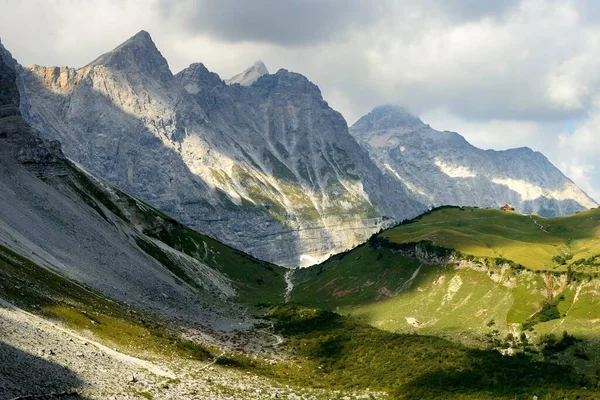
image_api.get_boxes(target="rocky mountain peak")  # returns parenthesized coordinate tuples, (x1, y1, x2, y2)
(225, 60, 269, 86)
(353, 105, 426, 135)
(253, 69, 323, 97)
(349, 105, 597, 216)
(252, 60, 269, 74)
(85, 30, 172, 81)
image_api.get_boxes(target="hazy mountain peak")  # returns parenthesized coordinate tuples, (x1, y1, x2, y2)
(354, 105, 426, 134)
(225, 60, 269, 86)
(252, 60, 269, 74)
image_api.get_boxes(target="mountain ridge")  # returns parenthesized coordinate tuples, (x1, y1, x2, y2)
(225, 60, 269, 86)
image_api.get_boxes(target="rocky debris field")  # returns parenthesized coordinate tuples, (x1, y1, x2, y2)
(0, 300, 383, 399)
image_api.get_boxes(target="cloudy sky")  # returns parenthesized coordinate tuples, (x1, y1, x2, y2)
(1, 0, 600, 199)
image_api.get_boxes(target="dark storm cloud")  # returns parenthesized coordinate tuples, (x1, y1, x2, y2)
(155, 0, 523, 47)
(156, 0, 384, 46)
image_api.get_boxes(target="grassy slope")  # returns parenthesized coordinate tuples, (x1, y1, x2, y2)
(381, 206, 600, 272)
(3, 247, 594, 399)
(293, 241, 547, 339)
(263, 305, 594, 399)
(5, 166, 600, 397)
(292, 206, 600, 377)
(0, 243, 215, 362)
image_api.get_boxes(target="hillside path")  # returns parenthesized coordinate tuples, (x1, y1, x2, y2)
(0, 297, 175, 379)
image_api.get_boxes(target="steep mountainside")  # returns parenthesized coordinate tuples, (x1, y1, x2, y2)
(0, 39, 286, 330)
(350, 105, 597, 216)
(18, 31, 423, 267)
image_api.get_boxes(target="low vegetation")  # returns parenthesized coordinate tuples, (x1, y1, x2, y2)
(62, 162, 288, 305)
(5, 184, 600, 398)
(291, 206, 600, 381)
(260, 305, 595, 399)
(0, 244, 216, 362)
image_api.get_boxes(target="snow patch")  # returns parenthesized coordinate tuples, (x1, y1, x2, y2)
(434, 158, 477, 178)
(492, 178, 597, 208)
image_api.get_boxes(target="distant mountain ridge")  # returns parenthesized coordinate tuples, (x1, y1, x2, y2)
(350, 105, 596, 216)
(224, 60, 269, 86)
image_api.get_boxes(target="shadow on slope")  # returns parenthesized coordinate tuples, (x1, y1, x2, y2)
(0, 341, 89, 399)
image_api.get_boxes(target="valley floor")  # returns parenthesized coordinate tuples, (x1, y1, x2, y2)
(0, 298, 379, 400)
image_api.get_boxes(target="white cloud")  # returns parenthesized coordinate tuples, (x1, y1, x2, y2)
(556, 97, 600, 200)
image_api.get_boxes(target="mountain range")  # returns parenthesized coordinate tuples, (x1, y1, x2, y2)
(2, 30, 600, 399)
(13, 31, 595, 267)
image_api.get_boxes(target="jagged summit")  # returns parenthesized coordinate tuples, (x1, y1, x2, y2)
(17, 33, 422, 266)
(225, 60, 269, 86)
(85, 30, 172, 81)
(176, 62, 224, 95)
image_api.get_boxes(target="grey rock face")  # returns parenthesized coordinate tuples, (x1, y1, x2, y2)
(16, 32, 423, 267)
(350, 105, 597, 216)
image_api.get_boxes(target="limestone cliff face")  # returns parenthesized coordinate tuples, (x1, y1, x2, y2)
(17, 31, 423, 267)
(16, 31, 591, 266)
(350, 105, 597, 216)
